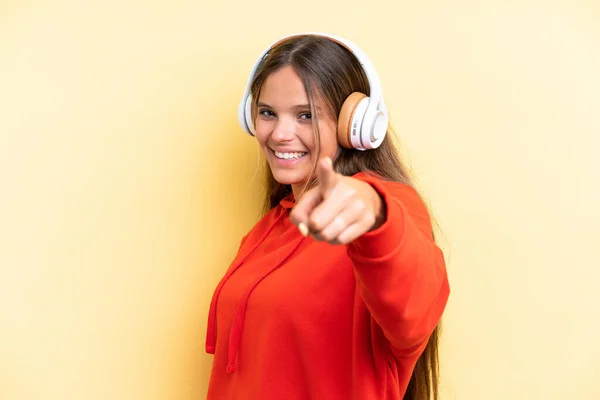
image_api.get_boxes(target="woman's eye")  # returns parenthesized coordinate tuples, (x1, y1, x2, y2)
(299, 113, 312, 120)
(259, 109, 275, 117)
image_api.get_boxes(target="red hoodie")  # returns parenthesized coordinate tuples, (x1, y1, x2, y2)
(205, 172, 450, 399)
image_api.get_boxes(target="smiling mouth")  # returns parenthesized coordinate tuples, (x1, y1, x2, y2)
(272, 150, 308, 160)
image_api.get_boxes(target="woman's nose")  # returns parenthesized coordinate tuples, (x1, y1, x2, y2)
(271, 117, 295, 142)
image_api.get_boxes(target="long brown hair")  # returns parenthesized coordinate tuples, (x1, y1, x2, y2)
(249, 34, 442, 400)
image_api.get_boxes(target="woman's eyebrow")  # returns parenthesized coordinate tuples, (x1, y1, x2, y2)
(257, 102, 321, 111)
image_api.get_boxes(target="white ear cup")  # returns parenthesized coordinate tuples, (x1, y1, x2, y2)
(360, 100, 388, 150)
(238, 93, 251, 134)
(244, 95, 254, 135)
(349, 97, 370, 149)
(371, 110, 388, 144)
(344, 96, 387, 151)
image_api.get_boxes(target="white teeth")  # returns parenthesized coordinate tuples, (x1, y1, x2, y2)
(274, 151, 307, 160)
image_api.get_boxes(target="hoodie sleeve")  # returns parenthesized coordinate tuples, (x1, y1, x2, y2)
(348, 173, 450, 357)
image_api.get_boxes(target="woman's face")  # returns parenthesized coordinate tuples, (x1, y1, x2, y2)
(254, 66, 339, 194)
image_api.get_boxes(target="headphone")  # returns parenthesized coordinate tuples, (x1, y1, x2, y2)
(238, 32, 389, 151)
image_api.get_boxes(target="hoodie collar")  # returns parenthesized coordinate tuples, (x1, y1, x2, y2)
(279, 193, 296, 209)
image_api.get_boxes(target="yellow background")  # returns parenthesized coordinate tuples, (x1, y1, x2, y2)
(1, 0, 599, 399)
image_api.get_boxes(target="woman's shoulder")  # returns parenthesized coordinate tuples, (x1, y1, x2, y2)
(352, 170, 434, 231)
(352, 170, 421, 201)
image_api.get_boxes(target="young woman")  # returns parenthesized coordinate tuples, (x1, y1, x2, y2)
(205, 32, 450, 400)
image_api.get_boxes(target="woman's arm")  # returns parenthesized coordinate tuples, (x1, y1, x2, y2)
(349, 174, 450, 355)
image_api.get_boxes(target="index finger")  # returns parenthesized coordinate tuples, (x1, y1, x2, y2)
(317, 157, 338, 197)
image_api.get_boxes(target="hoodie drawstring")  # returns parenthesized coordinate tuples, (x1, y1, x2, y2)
(206, 206, 303, 373)
(226, 236, 304, 373)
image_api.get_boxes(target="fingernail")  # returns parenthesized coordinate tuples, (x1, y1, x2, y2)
(324, 157, 332, 167)
(298, 222, 309, 237)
